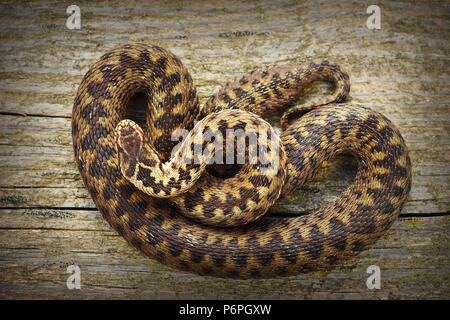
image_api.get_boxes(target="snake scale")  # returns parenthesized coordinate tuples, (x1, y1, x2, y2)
(72, 44, 411, 278)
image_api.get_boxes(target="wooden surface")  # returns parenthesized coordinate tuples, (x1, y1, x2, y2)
(0, 0, 449, 299)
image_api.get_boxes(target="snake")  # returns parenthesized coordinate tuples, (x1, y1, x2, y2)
(72, 44, 412, 278)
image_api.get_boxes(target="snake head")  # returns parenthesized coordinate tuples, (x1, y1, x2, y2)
(114, 119, 145, 155)
(114, 119, 162, 188)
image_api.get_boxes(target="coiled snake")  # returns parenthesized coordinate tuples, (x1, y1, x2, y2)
(72, 44, 411, 278)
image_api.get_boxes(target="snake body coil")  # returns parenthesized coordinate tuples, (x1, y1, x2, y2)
(72, 44, 411, 278)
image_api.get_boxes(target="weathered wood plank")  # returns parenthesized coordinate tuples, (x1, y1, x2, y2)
(0, 209, 448, 299)
(0, 0, 449, 299)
